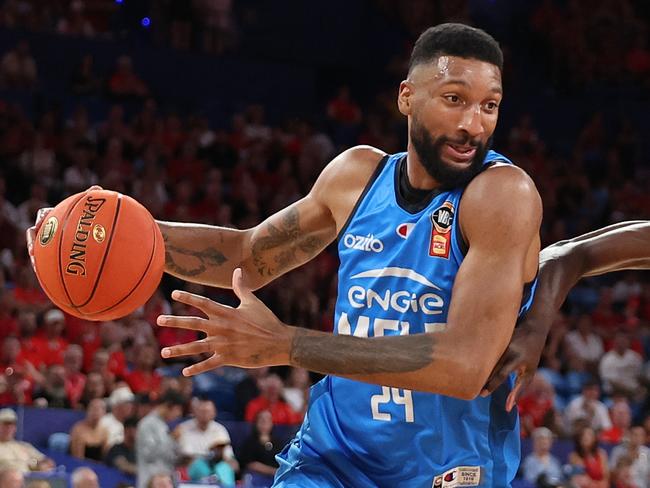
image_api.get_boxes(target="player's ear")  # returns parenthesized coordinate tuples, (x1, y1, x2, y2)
(398, 80, 413, 116)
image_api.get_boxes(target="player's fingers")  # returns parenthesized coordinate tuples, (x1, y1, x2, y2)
(34, 207, 53, 228)
(170, 290, 233, 317)
(156, 315, 208, 331)
(232, 268, 256, 305)
(87, 185, 103, 192)
(182, 354, 223, 377)
(26, 227, 36, 263)
(506, 372, 533, 412)
(161, 339, 216, 358)
(481, 356, 518, 396)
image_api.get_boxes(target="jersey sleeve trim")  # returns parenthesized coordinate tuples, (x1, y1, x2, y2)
(336, 154, 390, 241)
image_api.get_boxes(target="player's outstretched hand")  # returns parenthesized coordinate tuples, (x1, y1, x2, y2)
(25, 185, 103, 269)
(480, 320, 547, 412)
(157, 268, 293, 376)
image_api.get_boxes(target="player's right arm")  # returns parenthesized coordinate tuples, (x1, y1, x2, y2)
(483, 220, 650, 408)
(157, 197, 335, 290)
(158, 145, 385, 290)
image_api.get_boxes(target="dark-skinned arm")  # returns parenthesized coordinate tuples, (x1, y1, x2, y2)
(482, 220, 650, 408)
(158, 166, 542, 400)
(156, 146, 387, 290)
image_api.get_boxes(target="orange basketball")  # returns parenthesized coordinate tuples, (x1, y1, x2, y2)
(32, 189, 165, 321)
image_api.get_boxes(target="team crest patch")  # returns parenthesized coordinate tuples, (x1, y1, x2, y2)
(432, 466, 481, 488)
(428, 201, 454, 259)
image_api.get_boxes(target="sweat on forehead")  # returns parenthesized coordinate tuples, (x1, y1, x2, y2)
(408, 56, 502, 88)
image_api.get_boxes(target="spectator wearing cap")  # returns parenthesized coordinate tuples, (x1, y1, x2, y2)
(0, 408, 54, 472)
(187, 437, 236, 487)
(176, 398, 238, 472)
(521, 427, 564, 486)
(100, 386, 135, 449)
(31, 309, 68, 369)
(105, 416, 138, 476)
(135, 389, 185, 488)
(609, 425, 650, 488)
(564, 379, 612, 435)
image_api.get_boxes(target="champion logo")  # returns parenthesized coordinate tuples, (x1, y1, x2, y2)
(396, 223, 415, 239)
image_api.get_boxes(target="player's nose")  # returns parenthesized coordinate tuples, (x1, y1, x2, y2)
(457, 105, 484, 139)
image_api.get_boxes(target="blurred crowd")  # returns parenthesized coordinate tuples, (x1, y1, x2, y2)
(0, 0, 649, 487)
(0, 0, 237, 54)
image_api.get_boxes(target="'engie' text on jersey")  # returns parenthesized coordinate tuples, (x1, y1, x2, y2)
(338, 267, 446, 338)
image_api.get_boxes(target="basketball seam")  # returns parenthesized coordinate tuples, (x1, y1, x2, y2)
(74, 195, 122, 308)
(56, 192, 92, 312)
(84, 214, 159, 318)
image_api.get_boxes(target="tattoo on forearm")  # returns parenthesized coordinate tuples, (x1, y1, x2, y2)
(290, 329, 434, 375)
(251, 208, 324, 277)
(162, 230, 227, 277)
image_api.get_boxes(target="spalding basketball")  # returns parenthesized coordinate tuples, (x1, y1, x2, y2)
(32, 189, 165, 321)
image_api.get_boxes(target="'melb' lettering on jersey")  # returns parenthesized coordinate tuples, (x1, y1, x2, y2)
(65, 196, 107, 276)
(429, 201, 454, 259)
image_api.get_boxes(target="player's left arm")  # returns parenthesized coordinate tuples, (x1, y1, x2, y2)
(157, 166, 541, 400)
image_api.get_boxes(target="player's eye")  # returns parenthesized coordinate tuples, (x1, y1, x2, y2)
(484, 101, 499, 111)
(443, 94, 461, 104)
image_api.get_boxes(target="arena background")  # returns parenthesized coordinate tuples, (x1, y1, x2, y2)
(1, 0, 649, 487)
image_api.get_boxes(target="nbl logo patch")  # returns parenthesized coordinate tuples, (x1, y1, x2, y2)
(429, 201, 454, 259)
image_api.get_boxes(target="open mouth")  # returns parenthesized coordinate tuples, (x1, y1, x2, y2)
(443, 143, 477, 162)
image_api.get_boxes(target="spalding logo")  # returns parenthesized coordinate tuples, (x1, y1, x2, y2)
(39, 216, 58, 246)
(65, 196, 106, 276)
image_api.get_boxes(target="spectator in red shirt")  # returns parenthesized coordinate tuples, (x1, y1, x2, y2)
(14, 311, 39, 367)
(0, 290, 17, 343)
(326, 85, 361, 125)
(88, 349, 116, 393)
(245, 375, 302, 425)
(125, 344, 161, 396)
(32, 309, 69, 369)
(63, 344, 86, 408)
(0, 337, 39, 405)
(601, 399, 632, 445)
(108, 55, 148, 100)
(517, 374, 561, 438)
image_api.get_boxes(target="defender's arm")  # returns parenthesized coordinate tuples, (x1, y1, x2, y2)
(482, 220, 650, 403)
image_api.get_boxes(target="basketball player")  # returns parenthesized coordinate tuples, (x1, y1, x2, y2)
(28, 24, 542, 487)
(482, 220, 650, 411)
(155, 24, 542, 487)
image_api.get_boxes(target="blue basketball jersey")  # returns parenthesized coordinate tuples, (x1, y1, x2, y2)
(274, 151, 537, 488)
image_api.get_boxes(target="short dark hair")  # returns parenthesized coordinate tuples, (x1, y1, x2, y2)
(123, 416, 139, 429)
(159, 389, 185, 407)
(409, 23, 503, 73)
